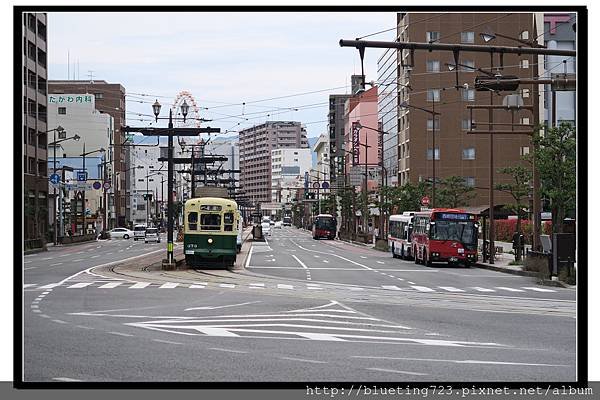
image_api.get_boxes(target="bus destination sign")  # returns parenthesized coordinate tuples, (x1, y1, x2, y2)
(436, 213, 474, 221)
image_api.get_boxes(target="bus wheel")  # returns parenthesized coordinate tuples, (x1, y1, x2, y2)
(391, 245, 398, 258)
(414, 248, 420, 265)
(424, 252, 433, 267)
(400, 246, 405, 260)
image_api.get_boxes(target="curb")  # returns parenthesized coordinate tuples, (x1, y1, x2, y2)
(539, 279, 575, 288)
(473, 262, 540, 277)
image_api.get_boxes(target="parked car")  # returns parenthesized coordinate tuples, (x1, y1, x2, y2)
(144, 227, 161, 243)
(261, 221, 272, 236)
(109, 227, 134, 240)
(282, 216, 292, 226)
(133, 225, 147, 241)
(274, 221, 283, 229)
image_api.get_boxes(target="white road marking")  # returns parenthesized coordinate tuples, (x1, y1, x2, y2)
(438, 286, 465, 292)
(107, 252, 113, 255)
(23, 284, 36, 288)
(348, 287, 365, 291)
(277, 284, 294, 290)
(129, 282, 152, 289)
(50, 263, 63, 266)
(159, 282, 179, 289)
(354, 356, 570, 367)
(189, 284, 207, 289)
(219, 283, 236, 288)
(71, 259, 84, 262)
(377, 261, 385, 264)
(23, 261, 31, 264)
(408, 281, 415, 284)
(472, 287, 496, 292)
(38, 283, 61, 289)
(296, 333, 346, 341)
(185, 301, 260, 311)
(411, 286, 435, 292)
(74, 325, 94, 330)
(496, 287, 525, 292)
(153, 339, 183, 345)
(360, 256, 367, 259)
(90, 255, 100, 258)
(244, 246, 253, 270)
(292, 255, 309, 269)
(314, 255, 320, 258)
(279, 357, 328, 364)
(366, 367, 428, 376)
(522, 287, 556, 292)
(108, 331, 134, 337)
(209, 347, 247, 354)
(51, 319, 67, 324)
(53, 377, 82, 382)
(323, 260, 329, 263)
(67, 282, 94, 289)
(249, 283, 265, 288)
(98, 282, 123, 289)
(382, 285, 403, 291)
(41, 257, 52, 260)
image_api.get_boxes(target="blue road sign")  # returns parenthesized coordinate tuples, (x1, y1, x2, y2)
(49, 174, 60, 185)
(77, 171, 87, 182)
(92, 181, 102, 190)
(321, 181, 330, 189)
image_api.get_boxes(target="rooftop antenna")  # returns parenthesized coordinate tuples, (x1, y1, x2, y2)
(67, 50, 70, 80)
(88, 70, 95, 84)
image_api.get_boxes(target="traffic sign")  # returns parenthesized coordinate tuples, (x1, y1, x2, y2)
(77, 171, 87, 182)
(49, 173, 60, 185)
(321, 181, 330, 189)
(103, 181, 111, 190)
(421, 196, 430, 206)
(92, 181, 102, 190)
(312, 182, 321, 189)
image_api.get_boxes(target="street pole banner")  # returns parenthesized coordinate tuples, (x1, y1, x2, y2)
(378, 121, 383, 166)
(352, 121, 360, 166)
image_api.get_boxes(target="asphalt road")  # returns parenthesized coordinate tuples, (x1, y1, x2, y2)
(22, 228, 577, 382)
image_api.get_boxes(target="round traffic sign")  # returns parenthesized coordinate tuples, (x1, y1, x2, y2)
(49, 173, 60, 185)
(312, 182, 320, 189)
(103, 182, 111, 190)
(93, 181, 102, 190)
(421, 196, 430, 206)
(321, 181, 330, 189)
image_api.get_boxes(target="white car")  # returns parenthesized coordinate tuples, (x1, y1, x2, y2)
(144, 227, 161, 243)
(133, 225, 147, 241)
(261, 221, 271, 236)
(274, 221, 283, 229)
(109, 227, 134, 240)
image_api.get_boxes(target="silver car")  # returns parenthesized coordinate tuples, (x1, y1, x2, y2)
(144, 227, 161, 243)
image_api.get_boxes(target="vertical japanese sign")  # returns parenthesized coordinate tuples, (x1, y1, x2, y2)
(378, 121, 383, 167)
(352, 122, 360, 166)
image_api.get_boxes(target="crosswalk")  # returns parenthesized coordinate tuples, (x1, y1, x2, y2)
(24, 281, 558, 294)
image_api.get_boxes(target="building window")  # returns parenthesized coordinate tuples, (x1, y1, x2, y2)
(461, 31, 475, 43)
(28, 157, 36, 174)
(58, 107, 66, 115)
(462, 147, 476, 160)
(37, 20, 46, 40)
(520, 59, 529, 69)
(464, 177, 475, 187)
(37, 48, 47, 68)
(426, 117, 440, 131)
(520, 30, 529, 40)
(38, 132, 47, 149)
(520, 146, 530, 156)
(521, 88, 530, 98)
(426, 60, 440, 72)
(462, 88, 475, 102)
(28, 14, 36, 32)
(427, 89, 440, 102)
(461, 60, 475, 71)
(38, 104, 47, 122)
(520, 117, 530, 125)
(27, 70, 36, 89)
(462, 118, 473, 130)
(37, 76, 46, 95)
(427, 148, 440, 160)
(426, 31, 440, 42)
(94, 93, 104, 100)
(138, 179, 144, 182)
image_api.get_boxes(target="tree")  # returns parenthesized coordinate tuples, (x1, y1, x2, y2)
(496, 164, 532, 261)
(436, 176, 475, 208)
(530, 122, 576, 233)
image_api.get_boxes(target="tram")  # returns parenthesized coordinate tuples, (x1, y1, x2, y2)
(183, 197, 240, 267)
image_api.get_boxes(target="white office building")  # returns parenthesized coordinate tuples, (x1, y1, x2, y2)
(271, 148, 312, 204)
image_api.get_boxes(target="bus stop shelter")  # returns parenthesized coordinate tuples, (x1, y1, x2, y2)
(463, 205, 511, 263)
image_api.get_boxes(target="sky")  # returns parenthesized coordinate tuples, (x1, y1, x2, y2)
(47, 12, 394, 139)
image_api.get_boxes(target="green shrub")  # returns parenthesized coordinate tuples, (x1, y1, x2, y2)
(523, 255, 550, 279)
(558, 267, 576, 285)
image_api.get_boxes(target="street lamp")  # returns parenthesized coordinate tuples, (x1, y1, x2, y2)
(47, 131, 81, 244)
(152, 99, 189, 265)
(79, 145, 106, 235)
(400, 101, 440, 208)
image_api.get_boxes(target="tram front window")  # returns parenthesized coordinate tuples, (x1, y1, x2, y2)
(200, 214, 221, 231)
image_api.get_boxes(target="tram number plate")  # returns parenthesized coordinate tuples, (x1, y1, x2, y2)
(185, 250, 195, 255)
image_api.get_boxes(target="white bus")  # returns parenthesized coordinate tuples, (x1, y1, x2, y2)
(388, 212, 415, 260)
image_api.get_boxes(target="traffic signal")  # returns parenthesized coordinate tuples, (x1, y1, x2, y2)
(474, 75, 520, 92)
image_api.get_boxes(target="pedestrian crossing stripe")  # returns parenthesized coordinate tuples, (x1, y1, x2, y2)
(23, 282, 557, 293)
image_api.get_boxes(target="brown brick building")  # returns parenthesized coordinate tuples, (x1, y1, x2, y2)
(48, 80, 127, 226)
(23, 12, 49, 250)
(396, 12, 539, 207)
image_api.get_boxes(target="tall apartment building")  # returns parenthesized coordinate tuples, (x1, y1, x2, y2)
(23, 12, 49, 249)
(396, 12, 536, 206)
(48, 80, 127, 226)
(129, 141, 164, 226)
(378, 47, 400, 187)
(239, 121, 309, 205)
(544, 13, 576, 127)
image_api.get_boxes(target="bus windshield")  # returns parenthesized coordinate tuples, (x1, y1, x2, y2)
(315, 217, 336, 230)
(430, 220, 477, 245)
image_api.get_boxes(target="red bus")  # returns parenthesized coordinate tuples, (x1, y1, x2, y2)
(312, 214, 336, 240)
(412, 208, 479, 267)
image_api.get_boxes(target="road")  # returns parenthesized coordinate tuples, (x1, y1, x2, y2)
(22, 227, 576, 382)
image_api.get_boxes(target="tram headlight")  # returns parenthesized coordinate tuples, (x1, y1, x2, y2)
(207, 238, 213, 244)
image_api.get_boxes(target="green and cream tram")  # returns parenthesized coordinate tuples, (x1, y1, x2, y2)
(183, 197, 240, 267)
